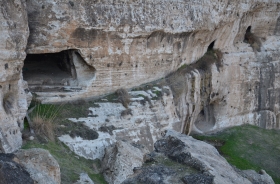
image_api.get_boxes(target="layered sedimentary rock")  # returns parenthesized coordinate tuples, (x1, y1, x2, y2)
(0, 0, 30, 153)
(24, 0, 280, 134)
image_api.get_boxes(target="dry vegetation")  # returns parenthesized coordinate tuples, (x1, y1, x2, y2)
(116, 88, 131, 108)
(30, 103, 63, 141)
(244, 32, 262, 52)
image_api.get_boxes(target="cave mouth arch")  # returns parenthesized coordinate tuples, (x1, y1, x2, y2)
(23, 50, 96, 92)
(207, 40, 215, 51)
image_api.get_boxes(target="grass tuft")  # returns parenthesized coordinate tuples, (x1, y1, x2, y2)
(29, 102, 63, 141)
(116, 88, 131, 108)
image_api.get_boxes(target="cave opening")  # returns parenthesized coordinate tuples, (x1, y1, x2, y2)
(23, 50, 96, 92)
(207, 41, 215, 51)
(244, 26, 252, 42)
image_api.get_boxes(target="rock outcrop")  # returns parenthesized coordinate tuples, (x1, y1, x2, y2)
(0, 0, 31, 153)
(0, 153, 34, 184)
(22, 0, 280, 134)
(58, 86, 180, 160)
(15, 148, 61, 184)
(1, 0, 280, 153)
(102, 140, 149, 184)
(122, 130, 274, 184)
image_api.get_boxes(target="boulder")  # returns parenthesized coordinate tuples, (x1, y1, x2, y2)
(15, 148, 61, 184)
(0, 153, 34, 184)
(102, 141, 149, 184)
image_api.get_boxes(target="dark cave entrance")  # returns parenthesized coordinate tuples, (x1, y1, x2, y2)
(207, 41, 215, 51)
(23, 50, 76, 86)
(244, 26, 252, 42)
(23, 50, 96, 92)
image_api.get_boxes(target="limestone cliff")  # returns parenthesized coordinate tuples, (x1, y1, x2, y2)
(0, 0, 30, 153)
(24, 0, 280, 134)
(1, 0, 280, 152)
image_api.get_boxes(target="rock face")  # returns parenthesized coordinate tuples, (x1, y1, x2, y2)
(0, 153, 34, 184)
(15, 148, 61, 184)
(1, 0, 280, 152)
(122, 130, 275, 184)
(22, 0, 280, 134)
(0, 0, 31, 153)
(102, 141, 149, 184)
(58, 86, 180, 160)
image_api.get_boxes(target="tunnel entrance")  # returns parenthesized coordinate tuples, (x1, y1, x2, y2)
(23, 50, 96, 92)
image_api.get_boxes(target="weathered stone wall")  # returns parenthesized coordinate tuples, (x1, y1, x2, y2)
(0, 0, 30, 153)
(1, 0, 280, 152)
(25, 0, 280, 102)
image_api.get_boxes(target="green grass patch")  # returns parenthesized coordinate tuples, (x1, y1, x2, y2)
(193, 124, 280, 184)
(22, 141, 107, 184)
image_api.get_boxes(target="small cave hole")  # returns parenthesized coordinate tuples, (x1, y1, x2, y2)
(207, 40, 215, 51)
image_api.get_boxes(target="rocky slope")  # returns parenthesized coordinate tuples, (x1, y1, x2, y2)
(112, 130, 274, 184)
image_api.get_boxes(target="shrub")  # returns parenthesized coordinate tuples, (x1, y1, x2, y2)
(30, 103, 63, 141)
(244, 32, 262, 52)
(116, 88, 131, 108)
(121, 108, 132, 117)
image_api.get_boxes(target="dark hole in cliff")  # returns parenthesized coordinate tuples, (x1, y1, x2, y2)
(23, 50, 96, 92)
(194, 105, 216, 132)
(244, 26, 261, 52)
(207, 41, 215, 51)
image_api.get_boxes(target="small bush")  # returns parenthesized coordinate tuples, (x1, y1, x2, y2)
(121, 108, 132, 117)
(116, 88, 131, 108)
(32, 115, 55, 141)
(244, 32, 262, 52)
(30, 103, 63, 141)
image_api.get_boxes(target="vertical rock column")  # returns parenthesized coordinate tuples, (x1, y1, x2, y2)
(0, 0, 30, 153)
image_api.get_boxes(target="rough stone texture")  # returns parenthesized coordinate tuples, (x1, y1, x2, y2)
(74, 173, 95, 184)
(101, 140, 149, 184)
(24, 0, 280, 103)
(22, 0, 280, 135)
(239, 169, 274, 184)
(182, 174, 214, 184)
(0, 153, 34, 184)
(154, 130, 273, 184)
(15, 148, 61, 184)
(123, 130, 275, 184)
(0, 0, 31, 153)
(59, 87, 180, 160)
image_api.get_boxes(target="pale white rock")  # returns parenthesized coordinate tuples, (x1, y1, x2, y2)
(59, 87, 180, 160)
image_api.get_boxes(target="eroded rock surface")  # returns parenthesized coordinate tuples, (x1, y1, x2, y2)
(58, 87, 180, 160)
(102, 140, 149, 184)
(122, 130, 274, 184)
(0, 153, 34, 184)
(15, 148, 61, 184)
(0, 0, 31, 153)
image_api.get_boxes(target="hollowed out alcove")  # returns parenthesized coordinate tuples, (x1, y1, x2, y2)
(194, 105, 216, 132)
(23, 50, 96, 92)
